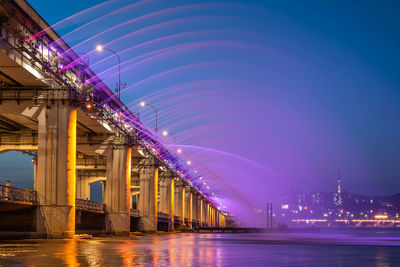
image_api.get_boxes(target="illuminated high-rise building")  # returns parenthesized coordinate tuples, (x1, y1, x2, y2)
(337, 169, 342, 194)
(334, 169, 343, 206)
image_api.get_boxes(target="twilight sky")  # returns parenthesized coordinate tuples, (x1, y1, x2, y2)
(1, 0, 399, 221)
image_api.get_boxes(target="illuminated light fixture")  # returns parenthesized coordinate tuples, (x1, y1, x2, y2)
(96, 44, 104, 52)
(199, 177, 203, 180)
(375, 214, 388, 220)
(207, 186, 210, 190)
(162, 130, 168, 136)
(137, 149, 145, 157)
(187, 160, 191, 165)
(203, 182, 206, 185)
(177, 148, 182, 154)
(140, 101, 146, 107)
(86, 103, 92, 109)
(194, 170, 198, 173)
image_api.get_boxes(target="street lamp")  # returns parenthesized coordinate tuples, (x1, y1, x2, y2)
(96, 44, 122, 99)
(161, 130, 178, 142)
(139, 101, 158, 137)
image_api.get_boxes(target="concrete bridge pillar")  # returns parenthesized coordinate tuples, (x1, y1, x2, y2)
(199, 197, 204, 227)
(139, 162, 158, 232)
(103, 145, 132, 236)
(174, 180, 183, 228)
(36, 104, 77, 238)
(181, 185, 186, 228)
(205, 202, 209, 227)
(189, 190, 193, 228)
(76, 176, 91, 200)
(159, 175, 174, 231)
(169, 178, 175, 231)
(212, 208, 215, 227)
(208, 203, 214, 227)
(192, 193, 198, 227)
(184, 187, 192, 229)
(159, 177, 170, 214)
(208, 205, 212, 227)
(210, 206, 215, 227)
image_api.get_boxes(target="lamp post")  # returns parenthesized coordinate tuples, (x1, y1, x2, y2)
(140, 101, 158, 137)
(96, 44, 121, 99)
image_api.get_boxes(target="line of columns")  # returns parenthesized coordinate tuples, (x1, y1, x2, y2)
(33, 103, 226, 238)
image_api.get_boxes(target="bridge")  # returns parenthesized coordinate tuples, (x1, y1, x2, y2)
(0, 0, 227, 238)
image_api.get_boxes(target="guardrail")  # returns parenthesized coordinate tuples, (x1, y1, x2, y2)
(131, 209, 140, 217)
(158, 212, 170, 219)
(0, 184, 36, 203)
(76, 199, 105, 213)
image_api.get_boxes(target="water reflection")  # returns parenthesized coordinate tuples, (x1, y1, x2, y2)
(0, 232, 400, 266)
(57, 240, 79, 267)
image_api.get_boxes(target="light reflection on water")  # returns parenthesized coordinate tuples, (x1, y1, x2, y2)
(0, 232, 400, 266)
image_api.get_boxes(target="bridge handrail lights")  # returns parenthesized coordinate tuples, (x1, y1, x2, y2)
(0, 184, 36, 203)
(76, 198, 105, 212)
(0, 14, 180, 177)
(157, 211, 170, 219)
(0, 1, 216, 209)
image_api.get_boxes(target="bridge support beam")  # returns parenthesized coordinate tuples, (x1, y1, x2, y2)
(192, 193, 198, 227)
(76, 176, 91, 200)
(199, 197, 204, 227)
(170, 179, 175, 231)
(139, 163, 158, 232)
(159, 175, 174, 231)
(104, 145, 131, 236)
(185, 189, 192, 229)
(159, 177, 169, 214)
(174, 180, 183, 228)
(207, 203, 211, 227)
(36, 104, 77, 238)
(211, 208, 214, 227)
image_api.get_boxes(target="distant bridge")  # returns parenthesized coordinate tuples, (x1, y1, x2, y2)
(0, 0, 227, 238)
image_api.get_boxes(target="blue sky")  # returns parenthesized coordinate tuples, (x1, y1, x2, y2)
(1, 0, 399, 218)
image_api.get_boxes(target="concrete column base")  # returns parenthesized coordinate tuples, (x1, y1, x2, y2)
(37, 205, 75, 239)
(169, 220, 174, 231)
(140, 215, 157, 232)
(107, 212, 130, 235)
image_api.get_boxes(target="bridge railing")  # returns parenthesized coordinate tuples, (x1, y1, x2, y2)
(131, 209, 140, 217)
(76, 199, 105, 213)
(0, 184, 36, 203)
(157, 212, 170, 219)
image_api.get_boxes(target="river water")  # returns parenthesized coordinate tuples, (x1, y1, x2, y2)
(1, 230, 400, 266)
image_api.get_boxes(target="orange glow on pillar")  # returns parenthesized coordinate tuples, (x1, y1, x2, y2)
(200, 198, 203, 226)
(190, 193, 193, 226)
(170, 179, 174, 223)
(154, 168, 158, 218)
(126, 147, 132, 215)
(182, 187, 185, 221)
(66, 107, 77, 238)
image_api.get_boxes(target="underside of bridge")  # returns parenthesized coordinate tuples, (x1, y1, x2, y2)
(0, 0, 226, 238)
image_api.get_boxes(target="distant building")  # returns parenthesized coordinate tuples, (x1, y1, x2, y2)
(334, 170, 343, 206)
(275, 172, 400, 226)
